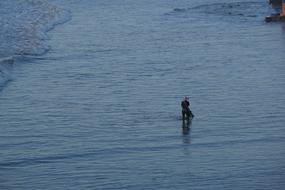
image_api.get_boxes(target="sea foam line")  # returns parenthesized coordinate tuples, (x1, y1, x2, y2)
(0, 0, 72, 90)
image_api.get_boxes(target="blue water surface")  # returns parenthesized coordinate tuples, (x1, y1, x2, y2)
(0, 0, 285, 189)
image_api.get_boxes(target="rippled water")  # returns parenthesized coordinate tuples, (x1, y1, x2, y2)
(1, 0, 285, 189)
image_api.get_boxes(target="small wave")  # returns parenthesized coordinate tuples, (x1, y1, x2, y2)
(0, 57, 14, 91)
(194, 1, 269, 17)
(0, 143, 182, 168)
(173, 8, 187, 13)
(165, 7, 190, 16)
(169, 1, 271, 22)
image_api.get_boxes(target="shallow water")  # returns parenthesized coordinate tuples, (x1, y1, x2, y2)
(0, 0, 285, 189)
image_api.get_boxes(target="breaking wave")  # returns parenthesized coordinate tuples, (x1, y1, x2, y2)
(0, 0, 71, 90)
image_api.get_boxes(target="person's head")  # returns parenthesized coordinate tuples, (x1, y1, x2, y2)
(184, 96, 189, 101)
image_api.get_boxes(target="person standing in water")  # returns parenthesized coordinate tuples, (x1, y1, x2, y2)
(181, 96, 193, 120)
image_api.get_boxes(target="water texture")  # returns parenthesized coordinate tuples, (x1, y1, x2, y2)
(0, 0, 70, 88)
(0, 0, 285, 189)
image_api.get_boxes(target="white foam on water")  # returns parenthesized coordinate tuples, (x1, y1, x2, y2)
(0, 0, 71, 89)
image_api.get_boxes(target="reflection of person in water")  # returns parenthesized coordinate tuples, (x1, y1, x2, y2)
(182, 119, 192, 144)
(182, 120, 191, 134)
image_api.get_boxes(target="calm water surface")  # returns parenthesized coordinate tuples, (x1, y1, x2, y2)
(0, 0, 285, 189)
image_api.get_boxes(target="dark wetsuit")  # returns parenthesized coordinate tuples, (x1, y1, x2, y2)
(181, 100, 191, 120)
